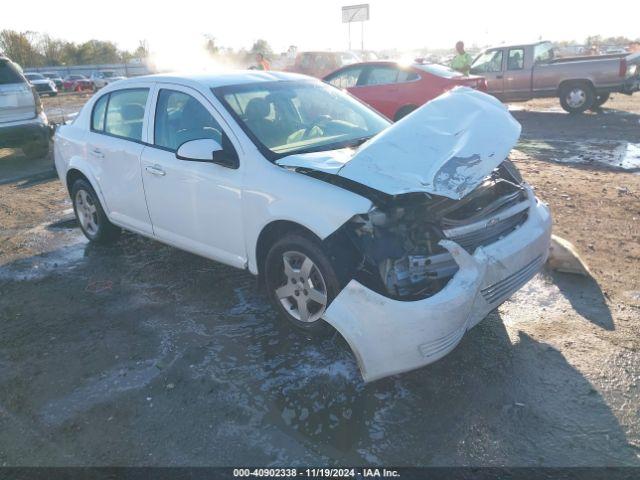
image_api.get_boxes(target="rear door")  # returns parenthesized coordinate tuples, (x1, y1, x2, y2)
(470, 49, 505, 96)
(0, 58, 35, 124)
(85, 86, 153, 235)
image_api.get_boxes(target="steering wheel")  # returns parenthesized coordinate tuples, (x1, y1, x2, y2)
(301, 115, 332, 140)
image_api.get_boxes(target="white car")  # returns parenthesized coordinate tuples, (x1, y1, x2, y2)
(90, 70, 126, 89)
(53, 72, 552, 382)
(24, 72, 58, 97)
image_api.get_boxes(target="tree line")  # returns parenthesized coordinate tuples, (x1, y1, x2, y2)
(0, 30, 149, 67)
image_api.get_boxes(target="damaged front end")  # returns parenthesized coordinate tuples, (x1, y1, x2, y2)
(277, 87, 552, 381)
(321, 167, 551, 382)
(339, 160, 528, 301)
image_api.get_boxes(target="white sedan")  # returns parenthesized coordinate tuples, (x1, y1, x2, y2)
(54, 71, 551, 382)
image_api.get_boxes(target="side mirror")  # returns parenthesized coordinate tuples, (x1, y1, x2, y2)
(176, 138, 223, 162)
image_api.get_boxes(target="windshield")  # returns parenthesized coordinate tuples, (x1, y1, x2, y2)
(470, 50, 504, 73)
(102, 71, 115, 78)
(26, 73, 44, 80)
(215, 80, 390, 159)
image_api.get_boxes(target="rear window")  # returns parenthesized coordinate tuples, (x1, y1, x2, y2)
(104, 89, 148, 142)
(414, 63, 463, 79)
(0, 59, 25, 85)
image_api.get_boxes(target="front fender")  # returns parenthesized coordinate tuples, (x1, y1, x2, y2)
(243, 166, 372, 274)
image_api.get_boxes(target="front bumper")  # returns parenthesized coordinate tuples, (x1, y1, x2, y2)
(0, 113, 50, 149)
(323, 185, 552, 382)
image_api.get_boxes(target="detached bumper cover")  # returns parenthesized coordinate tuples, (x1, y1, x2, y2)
(323, 186, 552, 382)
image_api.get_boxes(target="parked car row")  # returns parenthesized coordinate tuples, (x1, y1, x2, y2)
(22, 70, 127, 94)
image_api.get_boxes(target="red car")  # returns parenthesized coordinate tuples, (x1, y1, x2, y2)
(323, 60, 488, 121)
(62, 74, 95, 92)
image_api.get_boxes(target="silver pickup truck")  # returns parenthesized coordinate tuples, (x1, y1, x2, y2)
(469, 41, 640, 113)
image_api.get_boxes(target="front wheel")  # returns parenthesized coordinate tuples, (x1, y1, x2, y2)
(264, 233, 341, 334)
(559, 83, 595, 114)
(71, 179, 120, 244)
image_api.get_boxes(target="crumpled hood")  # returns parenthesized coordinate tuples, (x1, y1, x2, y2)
(277, 87, 521, 200)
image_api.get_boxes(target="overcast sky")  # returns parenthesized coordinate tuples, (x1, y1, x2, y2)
(4, 0, 637, 55)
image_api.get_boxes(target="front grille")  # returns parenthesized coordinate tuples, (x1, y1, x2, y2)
(481, 255, 544, 305)
(443, 200, 529, 252)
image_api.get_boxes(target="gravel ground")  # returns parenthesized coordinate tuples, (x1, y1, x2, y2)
(0, 93, 639, 466)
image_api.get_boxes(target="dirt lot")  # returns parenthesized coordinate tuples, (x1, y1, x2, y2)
(0, 93, 639, 466)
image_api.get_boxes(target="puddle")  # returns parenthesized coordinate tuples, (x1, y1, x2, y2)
(516, 139, 640, 171)
(0, 237, 87, 281)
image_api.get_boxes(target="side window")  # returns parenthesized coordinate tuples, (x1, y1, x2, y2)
(154, 89, 223, 151)
(91, 94, 109, 131)
(364, 66, 400, 86)
(471, 50, 504, 73)
(507, 48, 524, 70)
(104, 89, 148, 141)
(397, 69, 419, 82)
(327, 67, 363, 89)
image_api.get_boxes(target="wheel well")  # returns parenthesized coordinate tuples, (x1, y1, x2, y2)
(255, 220, 320, 278)
(66, 168, 89, 193)
(558, 79, 595, 95)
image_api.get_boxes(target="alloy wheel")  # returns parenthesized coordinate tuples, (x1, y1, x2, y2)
(275, 250, 328, 323)
(75, 189, 99, 236)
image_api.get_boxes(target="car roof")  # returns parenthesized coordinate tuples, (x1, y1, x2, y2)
(111, 70, 312, 89)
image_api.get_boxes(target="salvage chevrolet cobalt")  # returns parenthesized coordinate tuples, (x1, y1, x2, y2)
(53, 72, 552, 382)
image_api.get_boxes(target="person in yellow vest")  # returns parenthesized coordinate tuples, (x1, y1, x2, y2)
(256, 53, 271, 71)
(451, 41, 472, 75)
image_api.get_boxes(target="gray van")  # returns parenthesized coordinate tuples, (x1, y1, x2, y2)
(0, 55, 50, 159)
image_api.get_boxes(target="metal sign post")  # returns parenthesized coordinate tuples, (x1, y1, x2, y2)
(342, 4, 369, 53)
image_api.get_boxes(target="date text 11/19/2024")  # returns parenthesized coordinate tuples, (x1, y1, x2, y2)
(233, 468, 401, 477)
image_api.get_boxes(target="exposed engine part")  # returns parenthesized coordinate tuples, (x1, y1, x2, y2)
(340, 160, 530, 301)
(379, 252, 459, 297)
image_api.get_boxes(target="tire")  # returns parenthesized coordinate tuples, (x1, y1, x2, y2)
(394, 105, 417, 122)
(22, 140, 49, 160)
(71, 179, 120, 244)
(590, 92, 610, 110)
(264, 233, 341, 335)
(559, 82, 595, 114)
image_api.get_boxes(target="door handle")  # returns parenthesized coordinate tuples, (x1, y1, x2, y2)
(145, 165, 166, 176)
(90, 148, 104, 159)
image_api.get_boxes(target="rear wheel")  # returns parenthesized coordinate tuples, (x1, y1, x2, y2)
(264, 233, 340, 335)
(559, 82, 595, 114)
(71, 179, 120, 244)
